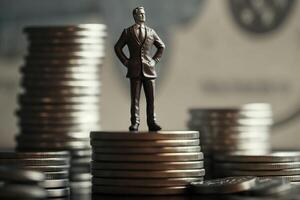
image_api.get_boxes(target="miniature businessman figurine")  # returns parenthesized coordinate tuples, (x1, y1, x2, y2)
(114, 7, 165, 131)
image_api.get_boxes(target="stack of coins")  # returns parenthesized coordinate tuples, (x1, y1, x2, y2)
(0, 167, 47, 200)
(15, 24, 106, 191)
(187, 103, 273, 178)
(0, 151, 70, 198)
(214, 151, 300, 185)
(90, 131, 205, 195)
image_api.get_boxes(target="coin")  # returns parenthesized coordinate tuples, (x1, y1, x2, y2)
(92, 169, 205, 178)
(70, 173, 91, 181)
(46, 188, 70, 198)
(92, 177, 203, 187)
(25, 58, 103, 65)
(16, 110, 100, 119)
(92, 152, 203, 162)
(44, 171, 69, 180)
(21, 72, 101, 80)
(18, 132, 89, 140)
(41, 179, 69, 189)
(18, 104, 100, 111)
(245, 177, 292, 196)
(92, 185, 187, 195)
(21, 65, 101, 73)
(220, 168, 300, 176)
(23, 165, 70, 172)
(21, 79, 101, 88)
(215, 152, 300, 163)
(90, 131, 199, 140)
(92, 146, 201, 154)
(215, 162, 300, 170)
(91, 161, 204, 170)
(19, 95, 100, 104)
(0, 151, 69, 159)
(0, 184, 47, 199)
(19, 124, 101, 133)
(24, 24, 106, 32)
(0, 158, 69, 166)
(17, 141, 90, 150)
(90, 139, 199, 147)
(0, 167, 45, 183)
(190, 176, 257, 194)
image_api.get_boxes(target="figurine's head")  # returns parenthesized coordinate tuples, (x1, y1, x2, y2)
(133, 7, 146, 24)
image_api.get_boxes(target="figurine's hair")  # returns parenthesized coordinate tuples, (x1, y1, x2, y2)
(132, 7, 144, 17)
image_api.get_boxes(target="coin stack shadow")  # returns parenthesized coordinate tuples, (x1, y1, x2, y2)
(15, 24, 107, 193)
(90, 131, 205, 195)
(187, 103, 273, 178)
(214, 152, 300, 185)
(0, 151, 70, 198)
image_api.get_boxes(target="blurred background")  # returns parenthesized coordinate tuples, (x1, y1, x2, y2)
(0, 0, 299, 149)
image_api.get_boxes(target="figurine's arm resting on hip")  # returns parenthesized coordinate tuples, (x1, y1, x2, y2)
(152, 30, 165, 63)
(114, 29, 129, 67)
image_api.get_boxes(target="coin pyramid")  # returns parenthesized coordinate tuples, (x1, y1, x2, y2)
(90, 131, 205, 195)
(15, 24, 106, 192)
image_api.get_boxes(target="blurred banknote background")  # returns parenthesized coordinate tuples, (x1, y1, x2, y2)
(0, 0, 299, 149)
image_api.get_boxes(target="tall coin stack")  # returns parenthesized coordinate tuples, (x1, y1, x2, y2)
(16, 24, 106, 192)
(187, 103, 273, 178)
(90, 131, 205, 195)
(0, 151, 70, 198)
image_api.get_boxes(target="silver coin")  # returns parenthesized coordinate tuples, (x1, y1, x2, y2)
(28, 37, 105, 44)
(18, 117, 100, 125)
(91, 161, 204, 170)
(92, 152, 203, 162)
(71, 157, 91, 165)
(17, 141, 90, 150)
(21, 64, 101, 72)
(246, 177, 291, 196)
(28, 44, 104, 52)
(190, 176, 257, 194)
(189, 118, 273, 126)
(71, 149, 92, 157)
(92, 146, 201, 154)
(0, 167, 45, 183)
(21, 79, 101, 88)
(44, 170, 69, 180)
(92, 177, 203, 187)
(70, 173, 91, 181)
(19, 95, 100, 104)
(46, 188, 70, 198)
(21, 72, 101, 81)
(41, 179, 69, 189)
(0, 184, 47, 199)
(18, 132, 89, 140)
(220, 168, 300, 176)
(70, 181, 92, 189)
(0, 158, 69, 166)
(18, 103, 100, 111)
(92, 185, 187, 195)
(0, 151, 69, 159)
(27, 50, 105, 58)
(190, 110, 273, 119)
(16, 135, 89, 143)
(90, 131, 199, 140)
(90, 139, 199, 147)
(25, 58, 103, 65)
(260, 175, 300, 182)
(16, 110, 99, 118)
(22, 165, 70, 172)
(27, 33, 107, 40)
(215, 162, 300, 171)
(215, 152, 300, 163)
(92, 169, 205, 178)
(19, 124, 101, 133)
(24, 24, 106, 32)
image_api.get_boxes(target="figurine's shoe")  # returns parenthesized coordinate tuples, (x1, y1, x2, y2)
(148, 123, 162, 131)
(129, 124, 139, 131)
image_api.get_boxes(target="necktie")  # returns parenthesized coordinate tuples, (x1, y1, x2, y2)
(138, 26, 144, 42)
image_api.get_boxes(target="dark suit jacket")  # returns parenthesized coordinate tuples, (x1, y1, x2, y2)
(114, 25, 165, 79)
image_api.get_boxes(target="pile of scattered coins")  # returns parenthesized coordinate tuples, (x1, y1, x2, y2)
(15, 24, 106, 192)
(90, 131, 205, 195)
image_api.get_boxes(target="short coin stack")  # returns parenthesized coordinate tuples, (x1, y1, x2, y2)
(0, 151, 70, 198)
(15, 24, 107, 191)
(214, 151, 300, 185)
(187, 103, 273, 178)
(0, 167, 47, 200)
(90, 131, 205, 195)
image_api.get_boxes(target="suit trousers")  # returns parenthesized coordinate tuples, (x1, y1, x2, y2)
(130, 78, 156, 125)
